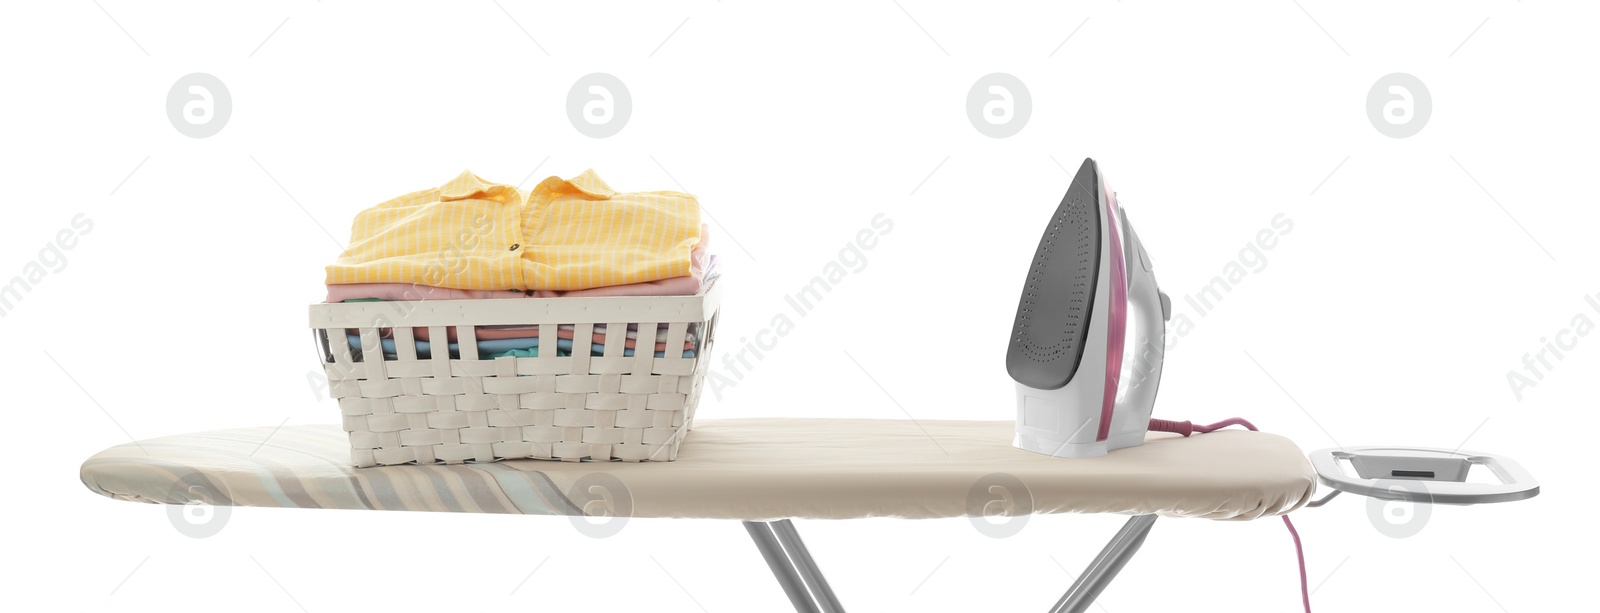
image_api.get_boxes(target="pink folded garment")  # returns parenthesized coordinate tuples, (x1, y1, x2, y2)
(345, 323, 696, 346)
(528, 273, 703, 298)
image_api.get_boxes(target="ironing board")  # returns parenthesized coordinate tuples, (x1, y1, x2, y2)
(79, 418, 1317, 612)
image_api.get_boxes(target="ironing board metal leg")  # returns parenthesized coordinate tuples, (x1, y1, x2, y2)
(770, 519, 846, 613)
(743, 521, 826, 613)
(1048, 514, 1158, 613)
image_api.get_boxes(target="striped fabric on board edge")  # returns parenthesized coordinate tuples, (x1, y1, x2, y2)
(78, 425, 583, 515)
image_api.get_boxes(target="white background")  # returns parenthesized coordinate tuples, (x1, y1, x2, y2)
(5, 1, 1595, 611)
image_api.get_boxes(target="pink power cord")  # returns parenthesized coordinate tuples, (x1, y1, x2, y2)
(1148, 417, 1311, 613)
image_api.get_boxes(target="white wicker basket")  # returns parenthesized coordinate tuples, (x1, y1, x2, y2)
(309, 278, 721, 467)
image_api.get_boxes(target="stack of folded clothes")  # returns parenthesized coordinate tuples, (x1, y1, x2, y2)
(325, 169, 718, 360)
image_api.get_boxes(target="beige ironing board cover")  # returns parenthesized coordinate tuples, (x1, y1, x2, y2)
(80, 418, 1316, 521)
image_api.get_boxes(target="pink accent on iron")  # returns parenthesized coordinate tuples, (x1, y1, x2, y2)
(1096, 181, 1127, 442)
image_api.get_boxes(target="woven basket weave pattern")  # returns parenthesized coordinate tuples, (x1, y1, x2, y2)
(310, 282, 720, 467)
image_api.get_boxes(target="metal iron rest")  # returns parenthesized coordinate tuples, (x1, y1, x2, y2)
(1308, 446, 1539, 505)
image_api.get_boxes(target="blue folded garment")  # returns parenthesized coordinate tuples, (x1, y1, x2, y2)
(344, 334, 694, 360)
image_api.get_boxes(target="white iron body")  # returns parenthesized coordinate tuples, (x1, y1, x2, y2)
(1009, 159, 1170, 458)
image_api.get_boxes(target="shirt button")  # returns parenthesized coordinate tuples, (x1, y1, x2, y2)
(509, 244, 520, 251)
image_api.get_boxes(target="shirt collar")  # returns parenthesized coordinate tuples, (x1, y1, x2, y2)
(533, 169, 616, 199)
(438, 170, 520, 203)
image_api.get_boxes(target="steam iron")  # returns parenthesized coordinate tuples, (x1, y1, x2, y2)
(1007, 158, 1172, 458)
